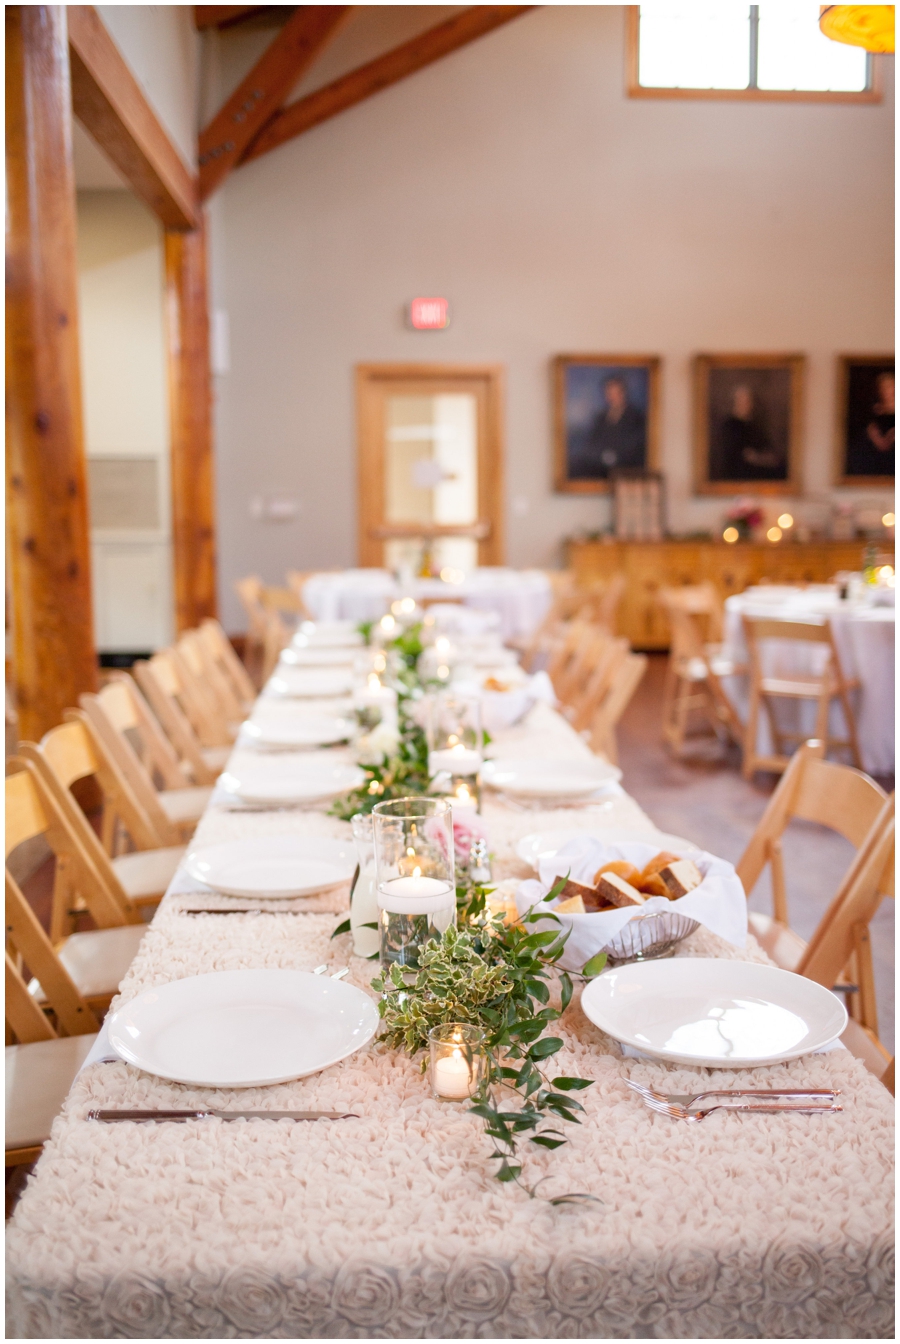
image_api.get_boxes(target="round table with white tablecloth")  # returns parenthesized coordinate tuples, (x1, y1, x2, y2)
(302, 568, 553, 641)
(721, 585, 895, 776)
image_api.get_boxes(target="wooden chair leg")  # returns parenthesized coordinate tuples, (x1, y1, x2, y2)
(768, 838, 789, 927)
(837, 684, 863, 770)
(743, 682, 762, 779)
(49, 856, 74, 944)
(852, 920, 879, 1037)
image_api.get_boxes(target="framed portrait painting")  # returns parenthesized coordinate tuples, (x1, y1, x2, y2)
(693, 354, 803, 496)
(835, 355, 894, 486)
(553, 355, 660, 493)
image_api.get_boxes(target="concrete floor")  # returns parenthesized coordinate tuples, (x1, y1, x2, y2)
(616, 654, 894, 1054)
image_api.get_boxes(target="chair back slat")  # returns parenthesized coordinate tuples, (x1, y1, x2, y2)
(6, 950, 56, 1043)
(199, 620, 256, 704)
(133, 657, 218, 785)
(6, 768, 51, 856)
(743, 616, 829, 644)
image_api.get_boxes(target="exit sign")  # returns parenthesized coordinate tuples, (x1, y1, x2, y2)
(409, 297, 449, 330)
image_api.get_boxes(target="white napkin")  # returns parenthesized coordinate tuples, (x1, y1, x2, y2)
(517, 836, 748, 972)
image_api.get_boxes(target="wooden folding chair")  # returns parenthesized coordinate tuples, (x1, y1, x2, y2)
(737, 740, 890, 1023)
(574, 572, 627, 635)
(235, 576, 267, 687)
(285, 571, 316, 620)
(6, 952, 98, 1168)
(79, 682, 211, 850)
(6, 762, 146, 1019)
(176, 632, 243, 740)
(19, 718, 184, 932)
(658, 587, 742, 755)
(132, 657, 226, 786)
(798, 795, 895, 1079)
(741, 614, 862, 778)
(261, 607, 293, 684)
(198, 619, 256, 707)
(584, 652, 648, 765)
(568, 637, 630, 732)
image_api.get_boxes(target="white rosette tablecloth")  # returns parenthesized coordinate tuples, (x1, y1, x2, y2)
(722, 586, 895, 775)
(6, 705, 894, 1339)
(303, 568, 553, 641)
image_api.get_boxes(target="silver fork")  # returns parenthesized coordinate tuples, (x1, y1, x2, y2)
(627, 1079, 839, 1109)
(640, 1095, 843, 1122)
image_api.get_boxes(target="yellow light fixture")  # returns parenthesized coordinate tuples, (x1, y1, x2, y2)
(819, 6, 894, 52)
(767, 526, 783, 543)
(723, 527, 740, 544)
(777, 513, 794, 529)
(883, 512, 895, 527)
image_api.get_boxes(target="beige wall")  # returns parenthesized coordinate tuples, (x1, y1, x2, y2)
(96, 5, 199, 171)
(202, 6, 894, 631)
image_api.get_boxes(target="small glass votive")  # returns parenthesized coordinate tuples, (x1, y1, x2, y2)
(372, 797, 456, 972)
(427, 694, 483, 812)
(352, 671, 398, 733)
(428, 1024, 486, 1102)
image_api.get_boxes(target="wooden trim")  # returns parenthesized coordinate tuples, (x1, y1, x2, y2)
(625, 6, 883, 104)
(67, 6, 199, 230)
(833, 354, 895, 488)
(356, 363, 505, 569)
(692, 353, 804, 498)
(199, 6, 352, 200)
(6, 5, 98, 743)
(165, 220, 218, 632)
(194, 6, 270, 30)
(243, 6, 534, 161)
(552, 354, 661, 496)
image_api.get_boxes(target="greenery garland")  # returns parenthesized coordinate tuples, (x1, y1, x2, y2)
(331, 617, 607, 1195)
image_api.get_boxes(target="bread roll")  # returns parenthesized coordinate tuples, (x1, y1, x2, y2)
(554, 893, 585, 915)
(593, 860, 643, 888)
(595, 871, 647, 908)
(640, 851, 681, 883)
(659, 859, 703, 899)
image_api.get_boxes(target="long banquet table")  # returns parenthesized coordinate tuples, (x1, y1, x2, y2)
(6, 691, 894, 1338)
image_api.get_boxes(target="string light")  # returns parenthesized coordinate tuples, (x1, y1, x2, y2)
(767, 526, 783, 543)
(777, 513, 794, 529)
(723, 527, 739, 544)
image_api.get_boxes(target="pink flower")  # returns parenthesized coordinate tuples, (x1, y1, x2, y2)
(452, 811, 489, 860)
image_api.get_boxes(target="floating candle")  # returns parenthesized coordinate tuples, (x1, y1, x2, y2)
(429, 744, 482, 777)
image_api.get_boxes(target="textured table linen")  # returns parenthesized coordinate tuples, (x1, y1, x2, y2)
(302, 568, 552, 641)
(722, 587, 895, 776)
(6, 707, 894, 1340)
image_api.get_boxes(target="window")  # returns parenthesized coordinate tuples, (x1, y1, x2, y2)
(629, 3, 877, 100)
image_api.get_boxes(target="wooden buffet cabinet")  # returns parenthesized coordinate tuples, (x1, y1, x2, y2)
(567, 538, 892, 650)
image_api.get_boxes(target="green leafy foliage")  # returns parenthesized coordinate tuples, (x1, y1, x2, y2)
(373, 883, 602, 1198)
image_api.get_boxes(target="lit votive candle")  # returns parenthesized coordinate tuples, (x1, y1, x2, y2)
(429, 1024, 486, 1102)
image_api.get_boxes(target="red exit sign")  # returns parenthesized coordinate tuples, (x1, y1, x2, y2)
(409, 297, 449, 330)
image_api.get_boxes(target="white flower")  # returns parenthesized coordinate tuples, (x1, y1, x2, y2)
(356, 723, 399, 765)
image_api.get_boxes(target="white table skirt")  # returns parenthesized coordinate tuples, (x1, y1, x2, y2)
(303, 568, 553, 641)
(6, 707, 893, 1338)
(722, 588, 895, 776)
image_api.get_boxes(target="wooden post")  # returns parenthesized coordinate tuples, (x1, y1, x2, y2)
(165, 218, 218, 633)
(6, 5, 97, 741)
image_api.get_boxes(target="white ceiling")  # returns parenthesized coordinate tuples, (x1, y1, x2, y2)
(73, 119, 129, 189)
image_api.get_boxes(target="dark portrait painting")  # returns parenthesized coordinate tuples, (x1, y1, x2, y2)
(694, 355, 803, 495)
(837, 356, 895, 485)
(554, 356, 659, 493)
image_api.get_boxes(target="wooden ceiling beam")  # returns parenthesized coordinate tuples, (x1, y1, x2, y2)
(67, 6, 199, 230)
(194, 7, 272, 32)
(199, 5, 352, 200)
(242, 5, 535, 163)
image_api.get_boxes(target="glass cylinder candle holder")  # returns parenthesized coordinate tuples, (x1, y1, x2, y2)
(428, 1024, 486, 1102)
(352, 671, 398, 734)
(372, 797, 456, 973)
(349, 813, 380, 959)
(427, 694, 482, 812)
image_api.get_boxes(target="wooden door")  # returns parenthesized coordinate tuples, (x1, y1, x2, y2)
(356, 364, 504, 570)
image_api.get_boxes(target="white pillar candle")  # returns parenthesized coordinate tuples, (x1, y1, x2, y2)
(433, 1048, 478, 1100)
(350, 863, 380, 958)
(377, 875, 454, 915)
(429, 745, 482, 777)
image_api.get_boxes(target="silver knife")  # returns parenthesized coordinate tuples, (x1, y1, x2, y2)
(88, 1109, 358, 1122)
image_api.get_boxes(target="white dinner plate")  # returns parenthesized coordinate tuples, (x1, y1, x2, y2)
(482, 755, 622, 799)
(242, 715, 353, 749)
(107, 969, 379, 1087)
(184, 834, 356, 897)
(267, 667, 354, 698)
(294, 621, 362, 649)
(219, 758, 364, 804)
(581, 958, 847, 1067)
(515, 828, 699, 871)
(279, 647, 358, 668)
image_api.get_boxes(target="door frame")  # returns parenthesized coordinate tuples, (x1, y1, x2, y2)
(356, 363, 505, 568)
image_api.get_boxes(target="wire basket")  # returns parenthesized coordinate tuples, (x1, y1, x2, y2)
(602, 911, 699, 966)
